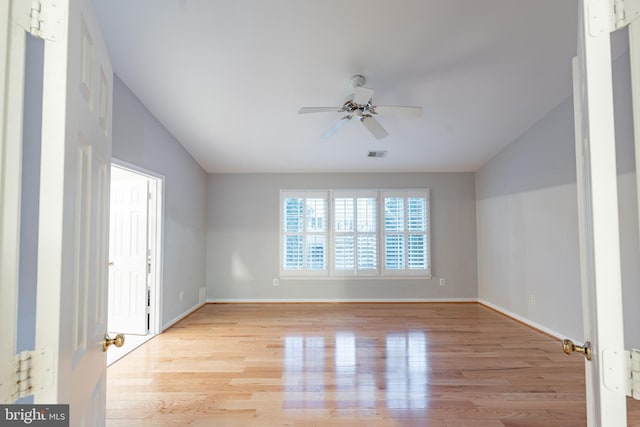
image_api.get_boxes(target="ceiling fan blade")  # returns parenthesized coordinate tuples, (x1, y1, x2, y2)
(352, 86, 374, 105)
(361, 115, 389, 140)
(298, 107, 342, 114)
(321, 115, 351, 139)
(374, 105, 423, 117)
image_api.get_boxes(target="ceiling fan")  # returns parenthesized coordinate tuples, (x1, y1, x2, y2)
(298, 75, 422, 140)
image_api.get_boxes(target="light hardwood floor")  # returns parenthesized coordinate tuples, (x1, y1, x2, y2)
(106, 303, 640, 426)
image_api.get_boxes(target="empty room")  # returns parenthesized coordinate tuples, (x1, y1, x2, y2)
(1, 0, 640, 426)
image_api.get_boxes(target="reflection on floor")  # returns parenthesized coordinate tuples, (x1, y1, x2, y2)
(283, 331, 429, 411)
(106, 303, 640, 426)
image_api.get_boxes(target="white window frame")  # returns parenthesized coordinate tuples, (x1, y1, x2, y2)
(381, 189, 431, 277)
(279, 189, 431, 279)
(331, 190, 380, 277)
(280, 190, 329, 277)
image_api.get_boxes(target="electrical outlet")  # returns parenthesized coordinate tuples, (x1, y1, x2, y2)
(530, 294, 536, 305)
(439, 278, 445, 287)
(273, 278, 279, 287)
(179, 291, 184, 301)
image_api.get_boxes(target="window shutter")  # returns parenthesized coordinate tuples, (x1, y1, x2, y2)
(382, 190, 430, 276)
(281, 189, 429, 278)
(407, 197, 427, 270)
(283, 197, 304, 270)
(305, 197, 327, 270)
(334, 197, 355, 271)
(384, 197, 404, 270)
(281, 191, 328, 276)
(356, 197, 377, 271)
(333, 192, 377, 275)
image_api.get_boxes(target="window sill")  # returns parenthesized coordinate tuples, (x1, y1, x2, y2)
(278, 275, 433, 281)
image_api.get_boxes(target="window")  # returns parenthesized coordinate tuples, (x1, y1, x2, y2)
(281, 191, 328, 276)
(333, 191, 378, 276)
(382, 190, 429, 276)
(280, 189, 430, 278)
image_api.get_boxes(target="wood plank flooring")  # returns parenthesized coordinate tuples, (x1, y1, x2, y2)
(106, 303, 640, 426)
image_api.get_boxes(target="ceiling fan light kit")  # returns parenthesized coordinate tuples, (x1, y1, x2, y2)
(298, 75, 423, 140)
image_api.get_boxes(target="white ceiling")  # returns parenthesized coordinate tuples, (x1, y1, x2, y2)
(94, 0, 580, 173)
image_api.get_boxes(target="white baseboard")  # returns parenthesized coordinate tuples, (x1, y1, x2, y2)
(206, 298, 477, 303)
(477, 299, 580, 343)
(162, 302, 206, 331)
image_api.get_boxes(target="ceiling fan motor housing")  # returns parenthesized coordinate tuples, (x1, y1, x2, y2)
(350, 74, 366, 88)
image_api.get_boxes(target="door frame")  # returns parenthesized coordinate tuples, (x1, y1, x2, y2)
(111, 158, 164, 337)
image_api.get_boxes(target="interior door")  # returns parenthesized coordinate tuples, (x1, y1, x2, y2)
(0, 0, 27, 403)
(108, 168, 149, 336)
(33, 0, 113, 423)
(573, 0, 627, 425)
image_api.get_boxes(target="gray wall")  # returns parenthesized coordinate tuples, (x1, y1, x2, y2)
(112, 76, 208, 327)
(207, 173, 477, 301)
(17, 36, 43, 357)
(476, 51, 639, 345)
(613, 51, 640, 349)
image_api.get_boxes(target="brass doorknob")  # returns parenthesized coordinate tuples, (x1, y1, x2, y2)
(108, 261, 114, 266)
(562, 339, 592, 361)
(103, 333, 125, 352)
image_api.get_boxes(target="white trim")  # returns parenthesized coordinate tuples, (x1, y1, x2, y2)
(477, 299, 581, 343)
(279, 276, 432, 281)
(162, 302, 205, 331)
(207, 298, 476, 303)
(111, 158, 166, 181)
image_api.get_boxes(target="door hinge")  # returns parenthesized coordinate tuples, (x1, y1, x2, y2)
(28, 0, 63, 41)
(626, 349, 640, 399)
(7, 348, 53, 402)
(613, 0, 640, 29)
(13, 351, 34, 400)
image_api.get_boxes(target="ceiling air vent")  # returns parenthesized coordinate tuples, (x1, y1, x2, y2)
(367, 150, 387, 158)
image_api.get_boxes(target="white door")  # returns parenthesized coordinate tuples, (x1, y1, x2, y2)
(108, 167, 149, 336)
(0, 0, 28, 403)
(33, 0, 113, 424)
(573, 1, 627, 425)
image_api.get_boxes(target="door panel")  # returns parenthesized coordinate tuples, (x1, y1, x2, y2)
(573, 1, 626, 425)
(108, 171, 149, 336)
(34, 0, 113, 423)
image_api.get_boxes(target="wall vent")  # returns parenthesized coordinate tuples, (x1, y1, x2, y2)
(367, 150, 387, 158)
